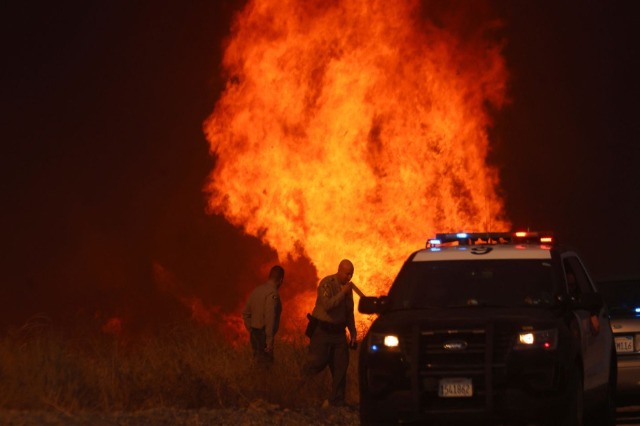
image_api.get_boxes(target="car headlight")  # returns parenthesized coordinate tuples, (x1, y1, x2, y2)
(368, 333, 401, 353)
(514, 329, 558, 350)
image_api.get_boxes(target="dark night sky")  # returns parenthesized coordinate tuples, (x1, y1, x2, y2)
(2, 1, 639, 330)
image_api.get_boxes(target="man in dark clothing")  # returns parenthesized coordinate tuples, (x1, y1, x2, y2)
(304, 259, 357, 406)
(242, 265, 285, 364)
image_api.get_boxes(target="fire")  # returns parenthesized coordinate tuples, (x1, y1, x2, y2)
(204, 0, 510, 330)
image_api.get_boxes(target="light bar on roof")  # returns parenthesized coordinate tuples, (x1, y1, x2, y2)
(514, 231, 554, 244)
(426, 231, 555, 248)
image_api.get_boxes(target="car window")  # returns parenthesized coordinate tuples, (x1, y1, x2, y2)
(563, 256, 593, 298)
(388, 259, 557, 309)
(598, 279, 640, 316)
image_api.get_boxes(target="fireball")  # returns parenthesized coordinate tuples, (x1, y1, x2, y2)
(204, 0, 510, 332)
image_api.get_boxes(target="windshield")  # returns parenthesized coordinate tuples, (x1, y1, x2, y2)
(388, 259, 557, 310)
(598, 279, 640, 316)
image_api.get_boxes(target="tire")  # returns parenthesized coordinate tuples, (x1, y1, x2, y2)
(359, 399, 372, 426)
(359, 388, 390, 426)
(586, 382, 615, 426)
(359, 398, 383, 426)
(556, 366, 584, 426)
(586, 355, 616, 426)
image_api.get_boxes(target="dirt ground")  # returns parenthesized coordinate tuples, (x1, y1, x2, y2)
(0, 400, 359, 426)
(3, 404, 638, 425)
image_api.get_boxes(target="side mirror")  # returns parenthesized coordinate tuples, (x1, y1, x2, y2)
(359, 296, 388, 314)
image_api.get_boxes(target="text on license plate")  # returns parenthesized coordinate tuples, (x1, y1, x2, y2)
(438, 378, 473, 397)
(615, 336, 635, 353)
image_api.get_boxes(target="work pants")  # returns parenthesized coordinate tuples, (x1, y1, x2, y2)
(305, 327, 349, 406)
(249, 327, 273, 364)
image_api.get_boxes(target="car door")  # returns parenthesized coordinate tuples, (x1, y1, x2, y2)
(562, 254, 611, 392)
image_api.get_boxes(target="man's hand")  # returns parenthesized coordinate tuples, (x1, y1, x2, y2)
(341, 282, 353, 295)
(265, 344, 273, 353)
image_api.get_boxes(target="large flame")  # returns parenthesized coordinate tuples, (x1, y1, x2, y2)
(204, 0, 510, 329)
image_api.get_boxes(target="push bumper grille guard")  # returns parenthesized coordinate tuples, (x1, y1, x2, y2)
(404, 323, 513, 417)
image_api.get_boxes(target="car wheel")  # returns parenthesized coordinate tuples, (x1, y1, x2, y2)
(359, 387, 389, 425)
(587, 382, 616, 426)
(556, 366, 584, 426)
(359, 374, 376, 426)
(586, 355, 616, 426)
(359, 397, 382, 426)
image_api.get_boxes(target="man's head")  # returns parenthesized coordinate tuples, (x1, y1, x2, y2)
(269, 265, 285, 288)
(336, 259, 354, 285)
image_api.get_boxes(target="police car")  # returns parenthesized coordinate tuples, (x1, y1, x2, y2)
(358, 232, 616, 425)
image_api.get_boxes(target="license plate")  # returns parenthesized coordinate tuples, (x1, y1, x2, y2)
(615, 336, 635, 353)
(438, 378, 473, 397)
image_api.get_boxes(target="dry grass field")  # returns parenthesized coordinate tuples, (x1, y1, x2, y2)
(0, 316, 360, 425)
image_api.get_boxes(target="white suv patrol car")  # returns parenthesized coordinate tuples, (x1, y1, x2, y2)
(358, 232, 616, 426)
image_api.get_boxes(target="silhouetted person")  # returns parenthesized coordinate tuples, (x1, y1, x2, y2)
(242, 265, 285, 365)
(304, 259, 357, 407)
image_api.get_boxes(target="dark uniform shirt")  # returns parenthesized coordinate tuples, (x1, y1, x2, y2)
(311, 274, 356, 339)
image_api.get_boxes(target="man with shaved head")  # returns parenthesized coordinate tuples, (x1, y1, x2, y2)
(304, 259, 357, 407)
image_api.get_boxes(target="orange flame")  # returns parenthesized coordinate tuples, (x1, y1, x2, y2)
(204, 0, 510, 328)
